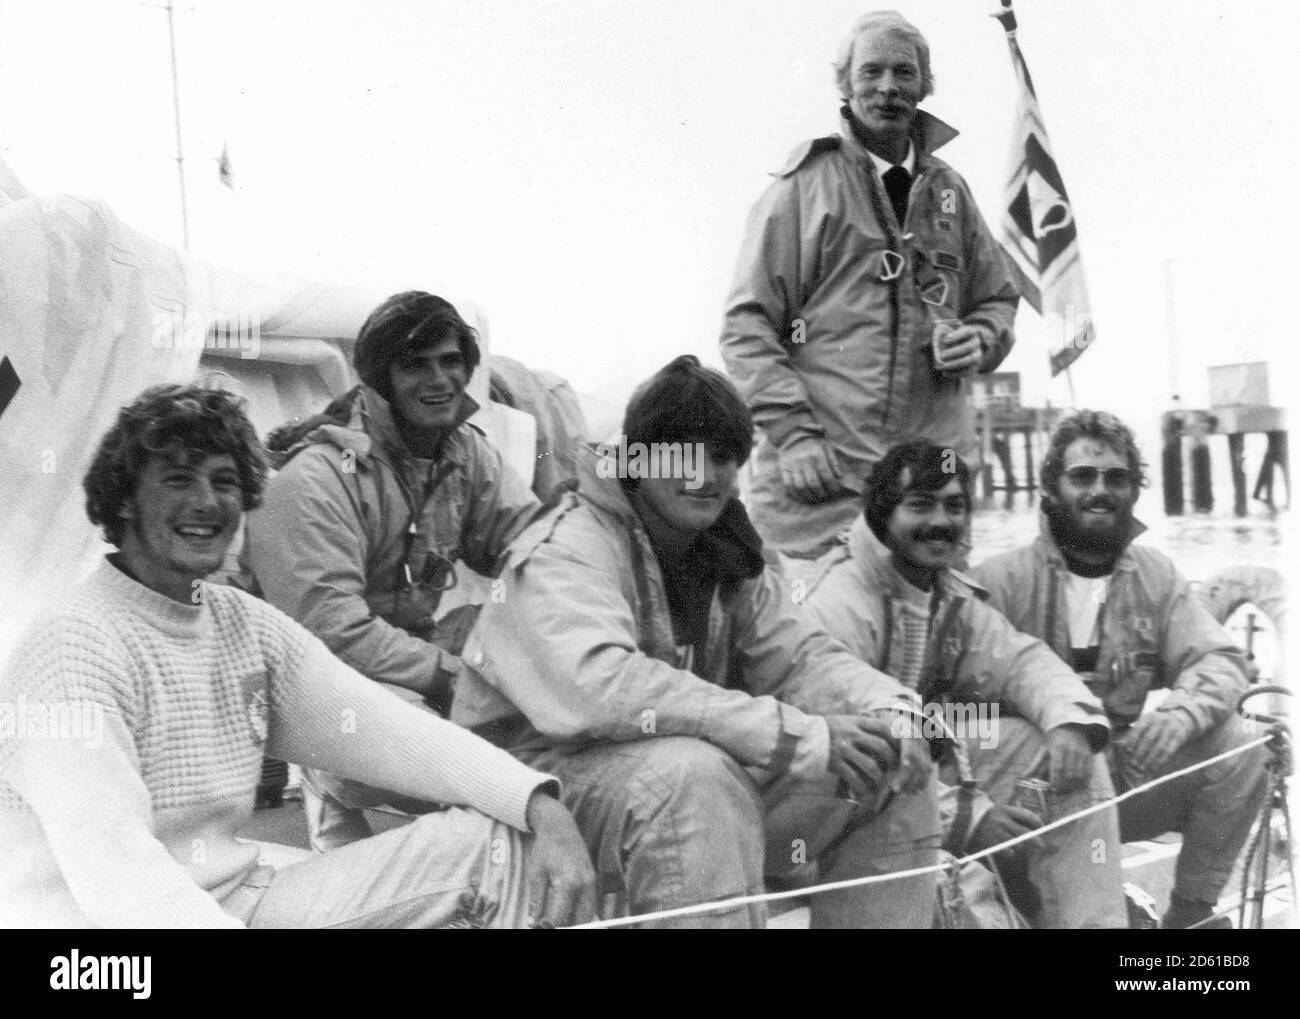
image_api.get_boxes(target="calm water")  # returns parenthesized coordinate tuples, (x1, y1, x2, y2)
(968, 490, 1291, 583)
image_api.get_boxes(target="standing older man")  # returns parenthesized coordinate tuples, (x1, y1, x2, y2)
(720, 10, 1018, 559)
(972, 410, 1269, 929)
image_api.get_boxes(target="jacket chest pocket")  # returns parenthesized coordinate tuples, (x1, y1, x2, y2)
(910, 240, 964, 318)
(1119, 648, 1163, 691)
(1113, 599, 1162, 680)
(1100, 649, 1161, 727)
(1099, 606, 1162, 721)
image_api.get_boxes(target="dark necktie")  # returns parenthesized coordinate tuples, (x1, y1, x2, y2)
(883, 165, 910, 227)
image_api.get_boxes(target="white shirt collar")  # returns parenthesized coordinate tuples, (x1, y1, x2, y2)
(867, 141, 915, 180)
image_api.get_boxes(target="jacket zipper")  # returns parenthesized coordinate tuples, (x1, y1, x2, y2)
(864, 162, 904, 432)
(921, 592, 961, 701)
(1044, 564, 1061, 659)
(394, 454, 457, 591)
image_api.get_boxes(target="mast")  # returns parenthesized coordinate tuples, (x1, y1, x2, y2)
(165, 0, 189, 250)
(1164, 258, 1179, 401)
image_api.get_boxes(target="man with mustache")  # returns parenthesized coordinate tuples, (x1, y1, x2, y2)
(972, 410, 1269, 929)
(0, 385, 593, 928)
(803, 439, 1126, 927)
(240, 292, 542, 850)
(720, 10, 1018, 562)
(453, 356, 941, 928)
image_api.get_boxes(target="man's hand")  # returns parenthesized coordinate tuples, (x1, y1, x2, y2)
(1045, 725, 1093, 794)
(826, 714, 899, 801)
(932, 324, 989, 376)
(968, 803, 1044, 920)
(968, 803, 1042, 855)
(778, 435, 844, 504)
(1267, 720, 1293, 778)
(1120, 711, 1194, 776)
(523, 791, 596, 928)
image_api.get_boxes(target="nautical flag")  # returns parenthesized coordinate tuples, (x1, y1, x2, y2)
(993, 2, 1095, 376)
(217, 143, 234, 190)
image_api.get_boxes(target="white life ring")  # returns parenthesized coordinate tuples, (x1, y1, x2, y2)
(1198, 565, 1288, 685)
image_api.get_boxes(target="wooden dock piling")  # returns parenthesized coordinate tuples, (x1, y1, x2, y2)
(1161, 363, 1286, 516)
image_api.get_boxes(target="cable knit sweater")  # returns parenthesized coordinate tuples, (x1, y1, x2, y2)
(0, 559, 554, 929)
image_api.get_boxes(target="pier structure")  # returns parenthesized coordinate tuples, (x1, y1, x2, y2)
(970, 371, 1061, 502)
(1161, 362, 1288, 516)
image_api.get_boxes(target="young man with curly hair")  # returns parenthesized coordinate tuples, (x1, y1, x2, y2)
(0, 384, 592, 928)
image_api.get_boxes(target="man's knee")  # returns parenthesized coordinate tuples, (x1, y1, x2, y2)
(1201, 712, 1265, 751)
(605, 739, 766, 924)
(1051, 755, 1122, 853)
(875, 782, 943, 846)
(812, 782, 942, 929)
(634, 738, 765, 831)
(1209, 713, 1272, 762)
(963, 716, 1047, 799)
(1189, 715, 1271, 803)
(403, 807, 519, 869)
(402, 809, 531, 925)
(765, 773, 941, 875)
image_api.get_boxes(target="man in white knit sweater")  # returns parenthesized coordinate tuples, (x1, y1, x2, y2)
(0, 385, 594, 928)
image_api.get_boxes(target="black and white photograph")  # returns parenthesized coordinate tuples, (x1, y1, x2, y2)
(0, 0, 1293, 976)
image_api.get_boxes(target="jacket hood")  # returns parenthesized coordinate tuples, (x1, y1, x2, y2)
(576, 441, 642, 525)
(576, 440, 764, 581)
(847, 515, 907, 595)
(274, 385, 481, 468)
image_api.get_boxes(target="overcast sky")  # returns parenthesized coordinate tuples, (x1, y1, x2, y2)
(3, 0, 1297, 442)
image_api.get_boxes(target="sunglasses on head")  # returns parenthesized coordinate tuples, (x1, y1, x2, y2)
(1063, 466, 1134, 489)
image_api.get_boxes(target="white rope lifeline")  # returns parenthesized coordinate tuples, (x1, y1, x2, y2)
(565, 733, 1273, 929)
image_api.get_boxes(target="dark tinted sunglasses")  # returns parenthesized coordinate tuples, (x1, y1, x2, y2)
(1063, 466, 1134, 489)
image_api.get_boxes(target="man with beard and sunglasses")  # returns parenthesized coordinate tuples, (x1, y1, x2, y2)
(972, 411, 1269, 929)
(803, 439, 1126, 927)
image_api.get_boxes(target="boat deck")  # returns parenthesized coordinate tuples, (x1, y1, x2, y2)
(240, 791, 1295, 929)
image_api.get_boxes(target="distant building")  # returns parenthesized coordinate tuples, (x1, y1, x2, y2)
(970, 371, 1021, 413)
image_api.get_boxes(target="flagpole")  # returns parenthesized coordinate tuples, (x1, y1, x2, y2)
(1164, 258, 1179, 401)
(993, 0, 1094, 401)
(992, 0, 1017, 35)
(165, 0, 190, 251)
